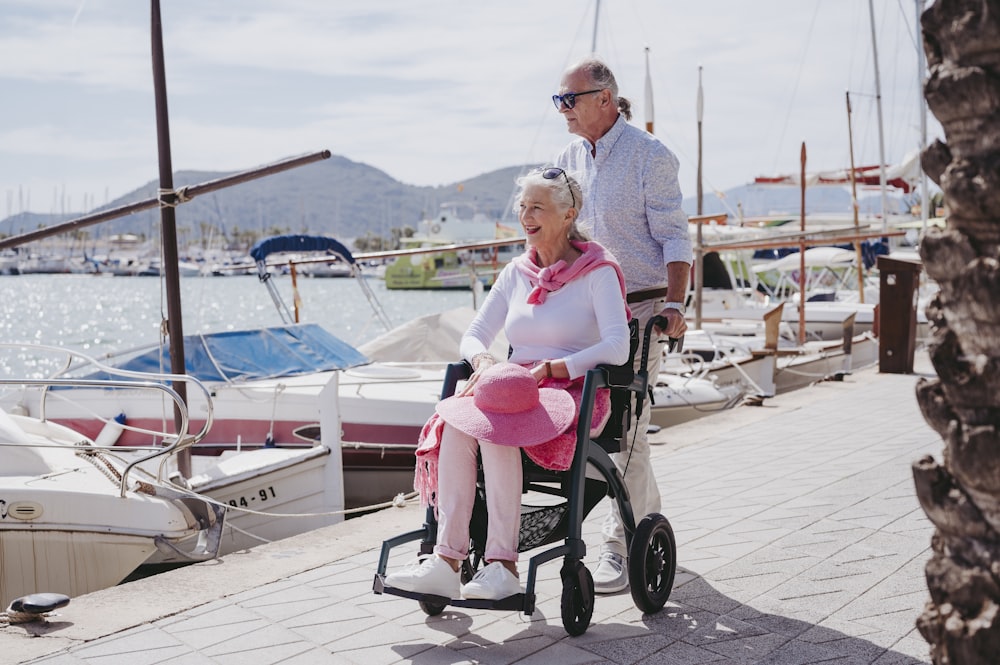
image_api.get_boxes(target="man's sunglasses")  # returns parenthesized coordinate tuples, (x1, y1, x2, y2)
(541, 167, 576, 209)
(551, 89, 602, 111)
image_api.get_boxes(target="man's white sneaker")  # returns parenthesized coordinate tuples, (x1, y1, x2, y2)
(461, 562, 521, 600)
(593, 552, 628, 593)
(384, 554, 460, 599)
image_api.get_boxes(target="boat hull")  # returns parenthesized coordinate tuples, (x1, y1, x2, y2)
(649, 375, 743, 429)
(0, 414, 212, 601)
(143, 445, 345, 563)
(13, 365, 439, 510)
(1, 530, 160, 602)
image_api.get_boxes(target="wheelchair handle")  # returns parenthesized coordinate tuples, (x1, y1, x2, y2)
(636, 316, 683, 421)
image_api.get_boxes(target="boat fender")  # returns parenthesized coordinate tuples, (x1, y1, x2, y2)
(95, 412, 127, 447)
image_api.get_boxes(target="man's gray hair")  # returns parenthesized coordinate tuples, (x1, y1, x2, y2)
(573, 57, 632, 121)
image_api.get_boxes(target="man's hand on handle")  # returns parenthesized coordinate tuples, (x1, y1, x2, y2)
(654, 307, 687, 338)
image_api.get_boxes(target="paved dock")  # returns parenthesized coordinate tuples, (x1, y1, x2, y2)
(4, 353, 940, 664)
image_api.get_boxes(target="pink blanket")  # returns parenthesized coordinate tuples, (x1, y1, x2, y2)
(413, 376, 611, 507)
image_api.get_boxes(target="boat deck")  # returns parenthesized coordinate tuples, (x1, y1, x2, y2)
(3, 353, 938, 664)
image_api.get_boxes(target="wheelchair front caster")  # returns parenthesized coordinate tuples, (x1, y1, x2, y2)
(419, 599, 446, 616)
(560, 560, 595, 636)
(628, 513, 677, 614)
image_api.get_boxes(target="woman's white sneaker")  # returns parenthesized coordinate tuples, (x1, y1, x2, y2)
(461, 562, 521, 600)
(384, 554, 460, 599)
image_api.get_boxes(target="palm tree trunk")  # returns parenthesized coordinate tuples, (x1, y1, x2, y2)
(913, 0, 1000, 661)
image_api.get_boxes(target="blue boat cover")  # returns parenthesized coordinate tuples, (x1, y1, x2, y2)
(89, 324, 369, 383)
(249, 235, 356, 265)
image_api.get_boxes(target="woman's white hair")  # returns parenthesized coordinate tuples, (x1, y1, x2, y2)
(512, 168, 589, 241)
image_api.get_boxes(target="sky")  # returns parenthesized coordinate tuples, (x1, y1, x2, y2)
(0, 0, 939, 219)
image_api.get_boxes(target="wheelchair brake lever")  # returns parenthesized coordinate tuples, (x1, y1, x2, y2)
(636, 316, 667, 419)
(636, 317, 687, 420)
(640, 316, 668, 373)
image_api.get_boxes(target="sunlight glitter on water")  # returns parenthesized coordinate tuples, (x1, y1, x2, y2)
(0, 273, 475, 378)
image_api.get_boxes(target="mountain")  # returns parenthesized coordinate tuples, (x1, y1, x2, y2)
(0, 154, 913, 250)
(0, 155, 529, 248)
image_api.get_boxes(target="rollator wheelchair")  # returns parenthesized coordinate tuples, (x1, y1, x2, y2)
(373, 317, 677, 636)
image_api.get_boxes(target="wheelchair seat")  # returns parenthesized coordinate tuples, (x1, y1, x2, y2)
(373, 317, 677, 636)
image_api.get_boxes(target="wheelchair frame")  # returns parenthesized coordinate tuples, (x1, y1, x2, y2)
(373, 318, 677, 636)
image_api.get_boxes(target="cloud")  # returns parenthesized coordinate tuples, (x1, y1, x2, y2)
(0, 0, 940, 215)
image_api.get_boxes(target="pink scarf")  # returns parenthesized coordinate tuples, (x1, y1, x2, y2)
(513, 240, 632, 320)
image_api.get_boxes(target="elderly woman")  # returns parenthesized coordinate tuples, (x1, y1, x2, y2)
(385, 167, 631, 601)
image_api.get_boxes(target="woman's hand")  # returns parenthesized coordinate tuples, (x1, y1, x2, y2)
(530, 362, 548, 383)
(458, 353, 497, 396)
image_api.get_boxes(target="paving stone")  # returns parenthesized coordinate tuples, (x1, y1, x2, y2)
(9, 362, 939, 665)
(19, 656, 88, 665)
(72, 627, 196, 663)
(634, 639, 729, 664)
(449, 633, 557, 665)
(583, 633, 675, 664)
(198, 623, 315, 659)
(697, 632, 788, 663)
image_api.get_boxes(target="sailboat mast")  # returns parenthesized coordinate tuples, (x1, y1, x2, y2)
(694, 66, 705, 330)
(867, 0, 889, 231)
(697, 66, 704, 216)
(798, 141, 807, 346)
(151, 0, 190, 477)
(591, 0, 600, 53)
(846, 91, 866, 303)
(644, 47, 654, 134)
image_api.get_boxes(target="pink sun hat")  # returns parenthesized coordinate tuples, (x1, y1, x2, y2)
(435, 362, 576, 447)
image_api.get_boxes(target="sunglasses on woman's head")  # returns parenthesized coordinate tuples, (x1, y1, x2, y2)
(541, 167, 575, 209)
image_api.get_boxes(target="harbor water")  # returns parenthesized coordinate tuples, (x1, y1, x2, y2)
(0, 273, 476, 377)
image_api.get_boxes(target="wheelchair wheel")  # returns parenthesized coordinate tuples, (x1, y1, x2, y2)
(560, 560, 595, 636)
(628, 513, 677, 614)
(419, 599, 446, 616)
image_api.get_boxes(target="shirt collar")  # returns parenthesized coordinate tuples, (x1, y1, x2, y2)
(593, 114, 628, 158)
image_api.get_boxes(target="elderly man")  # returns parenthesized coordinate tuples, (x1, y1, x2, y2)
(554, 56, 692, 594)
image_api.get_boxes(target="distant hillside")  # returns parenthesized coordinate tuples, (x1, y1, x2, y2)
(0, 154, 913, 250)
(0, 155, 531, 249)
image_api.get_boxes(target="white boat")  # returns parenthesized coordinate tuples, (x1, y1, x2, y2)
(108, 255, 202, 277)
(648, 372, 745, 429)
(660, 325, 779, 401)
(0, 350, 350, 567)
(0, 250, 19, 275)
(0, 323, 421, 513)
(298, 258, 353, 277)
(17, 253, 71, 275)
(693, 238, 934, 342)
(0, 378, 225, 603)
(660, 302, 879, 401)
